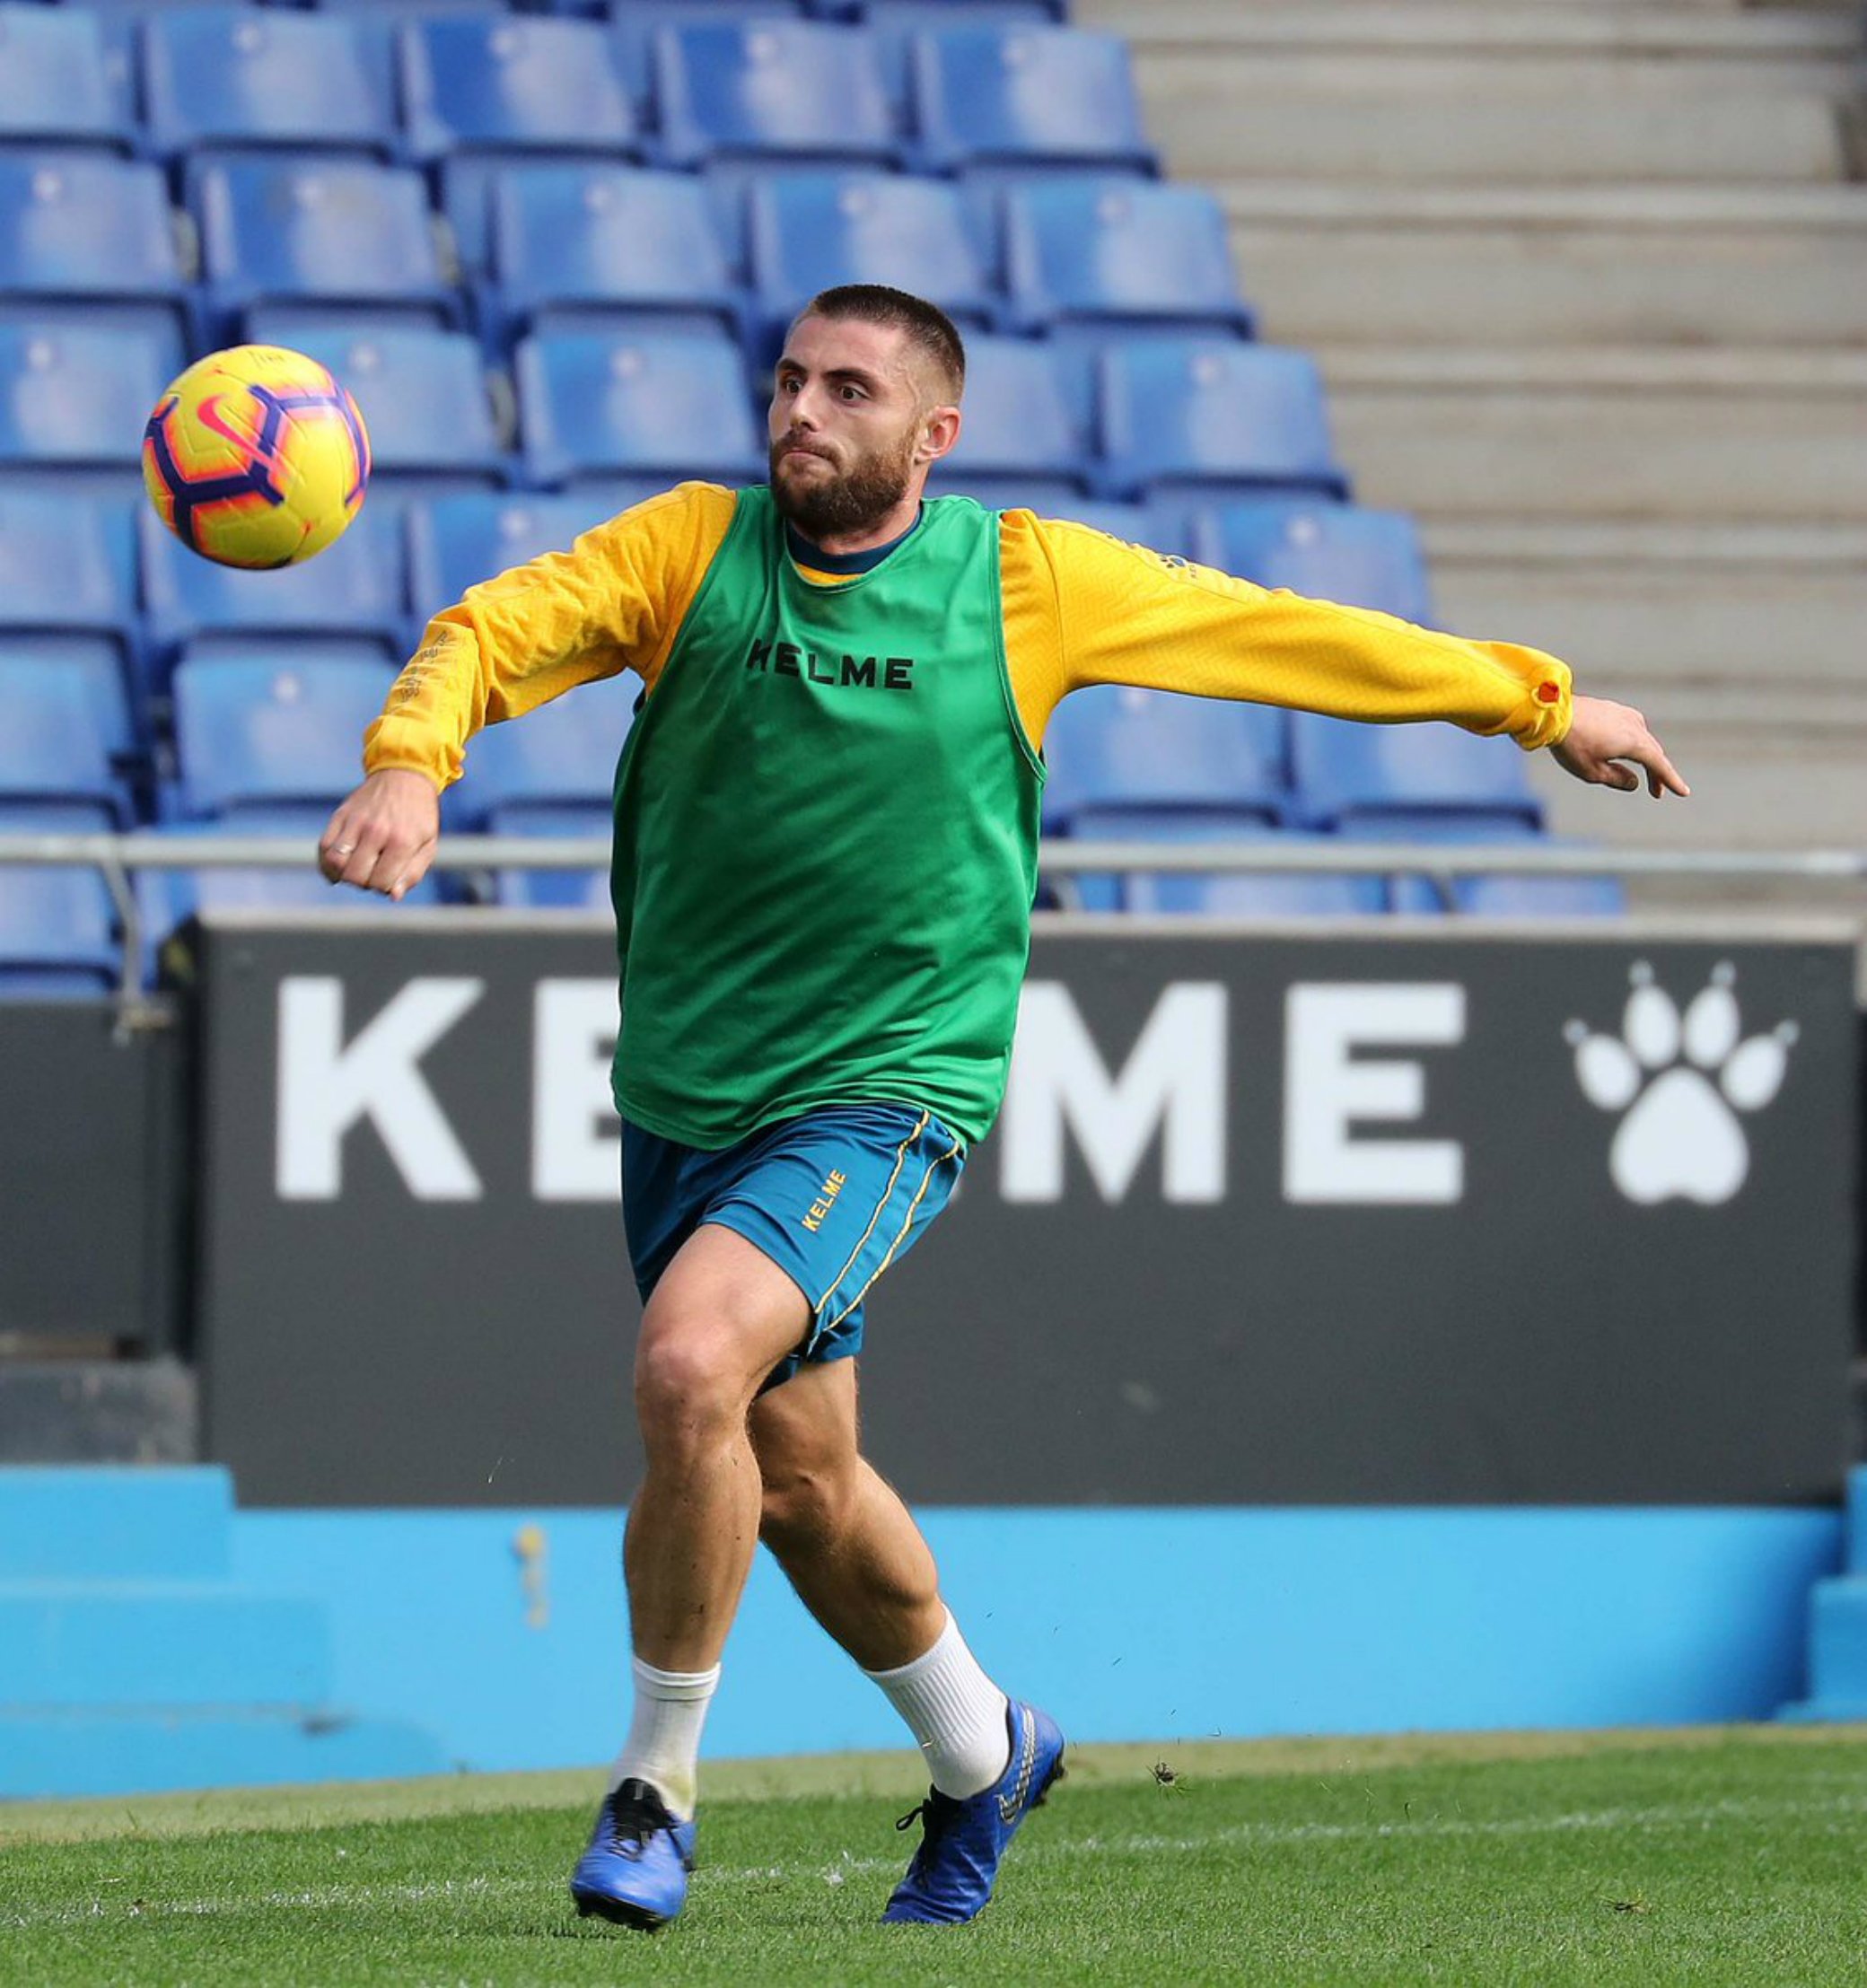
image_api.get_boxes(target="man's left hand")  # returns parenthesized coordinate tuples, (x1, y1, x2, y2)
(1551, 695, 1689, 800)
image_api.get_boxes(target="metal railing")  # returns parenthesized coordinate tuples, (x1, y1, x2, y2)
(2, 831, 1864, 1010)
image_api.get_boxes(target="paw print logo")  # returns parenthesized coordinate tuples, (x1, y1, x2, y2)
(1565, 963, 1797, 1205)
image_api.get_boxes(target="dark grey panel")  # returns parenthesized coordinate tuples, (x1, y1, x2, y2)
(193, 918, 1859, 1507)
(0, 1000, 186, 1351)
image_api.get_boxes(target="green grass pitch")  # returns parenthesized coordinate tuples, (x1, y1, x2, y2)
(4, 1726, 1865, 1986)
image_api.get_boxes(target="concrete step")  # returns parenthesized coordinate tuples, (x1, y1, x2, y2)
(0, 1708, 451, 1800)
(1315, 343, 1867, 521)
(1083, 1, 1863, 53)
(1426, 519, 1867, 708)
(1141, 74, 1846, 186)
(0, 1464, 229, 1580)
(1529, 728, 1867, 849)
(1223, 182, 1867, 347)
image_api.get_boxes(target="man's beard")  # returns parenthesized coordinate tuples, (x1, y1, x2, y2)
(769, 432, 917, 540)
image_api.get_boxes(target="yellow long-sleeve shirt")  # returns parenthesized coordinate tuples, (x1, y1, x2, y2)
(364, 482, 1573, 786)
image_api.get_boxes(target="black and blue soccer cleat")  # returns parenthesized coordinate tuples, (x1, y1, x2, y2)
(881, 1700, 1066, 1924)
(569, 1777, 697, 1931)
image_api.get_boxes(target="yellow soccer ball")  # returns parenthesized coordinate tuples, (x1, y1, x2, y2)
(141, 344, 371, 569)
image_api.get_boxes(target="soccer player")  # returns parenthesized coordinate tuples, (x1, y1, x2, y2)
(319, 285, 1686, 1931)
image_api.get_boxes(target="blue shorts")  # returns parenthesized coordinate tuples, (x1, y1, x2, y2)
(620, 1103, 967, 1390)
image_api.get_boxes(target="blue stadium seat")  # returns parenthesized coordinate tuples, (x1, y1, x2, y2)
(514, 329, 763, 489)
(604, 1, 810, 120)
(1192, 503, 1435, 626)
(652, 20, 902, 170)
(0, 488, 141, 676)
(457, 670, 636, 825)
(237, 319, 506, 494)
(0, 653, 135, 821)
(1067, 814, 1390, 917)
(910, 27, 1155, 178)
(1290, 713, 1544, 835)
(141, 9, 399, 170)
(746, 171, 994, 363)
(171, 652, 398, 819)
(1041, 683, 1288, 832)
(1097, 341, 1350, 505)
(1359, 820, 1625, 918)
(484, 164, 741, 349)
(828, 0, 1066, 19)
(0, 318, 173, 495)
(194, 158, 460, 346)
(408, 491, 614, 612)
(931, 334, 1090, 499)
(134, 812, 442, 979)
(0, 851, 118, 997)
(490, 803, 614, 910)
(402, 16, 642, 275)
(139, 507, 408, 680)
(0, 156, 191, 349)
(1000, 178, 1253, 338)
(0, 7, 131, 157)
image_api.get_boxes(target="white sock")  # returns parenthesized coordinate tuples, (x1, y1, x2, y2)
(608, 1656, 720, 1821)
(864, 1609, 1011, 1800)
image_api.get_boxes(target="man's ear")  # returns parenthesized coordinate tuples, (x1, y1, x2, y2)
(916, 404, 962, 465)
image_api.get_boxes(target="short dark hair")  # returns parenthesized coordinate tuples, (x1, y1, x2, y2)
(794, 285, 966, 400)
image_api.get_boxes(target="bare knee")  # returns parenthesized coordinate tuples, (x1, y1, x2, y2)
(635, 1312, 767, 1460)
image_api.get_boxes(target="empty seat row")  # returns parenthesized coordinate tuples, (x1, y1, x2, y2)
(0, 319, 1337, 523)
(2, 12, 1138, 191)
(0, 151, 1246, 358)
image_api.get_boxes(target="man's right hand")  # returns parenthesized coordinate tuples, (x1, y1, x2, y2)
(318, 768, 441, 900)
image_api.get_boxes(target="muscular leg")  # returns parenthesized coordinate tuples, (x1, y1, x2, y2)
(748, 1356, 943, 1672)
(627, 1222, 813, 1671)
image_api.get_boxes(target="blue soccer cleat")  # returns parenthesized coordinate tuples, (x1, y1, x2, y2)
(569, 1777, 697, 1931)
(881, 1700, 1066, 1924)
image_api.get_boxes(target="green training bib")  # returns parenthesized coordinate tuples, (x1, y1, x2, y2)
(609, 488, 1045, 1149)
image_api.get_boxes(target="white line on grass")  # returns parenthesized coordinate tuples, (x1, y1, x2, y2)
(9, 1791, 1866, 1932)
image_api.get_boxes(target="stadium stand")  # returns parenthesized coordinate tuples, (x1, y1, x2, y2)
(140, 9, 400, 177)
(998, 177, 1254, 338)
(0, 490, 143, 705)
(650, 19, 904, 171)
(924, 333, 1089, 501)
(170, 652, 400, 820)
(137, 506, 409, 693)
(241, 320, 507, 495)
(0, 155, 192, 350)
(0, 837, 119, 995)
(399, 14, 643, 276)
(1097, 340, 1349, 506)
(0, 0, 1679, 1001)
(1289, 710, 1544, 838)
(193, 157, 460, 346)
(907, 24, 1156, 179)
(407, 491, 606, 611)
(481, 162, 741, 349)
(0, 317, 172, 496)
(513, 328, 765, 487)
(1042, 684, 1288, 831)
(745, 170, 995, 361)
(0, 654, 135, 825)
(1191, 504, 1436, 629)
(0, 4, 132, 157)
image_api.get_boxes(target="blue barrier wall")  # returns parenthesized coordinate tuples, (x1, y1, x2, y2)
(231, 1504, 1842, 1777)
